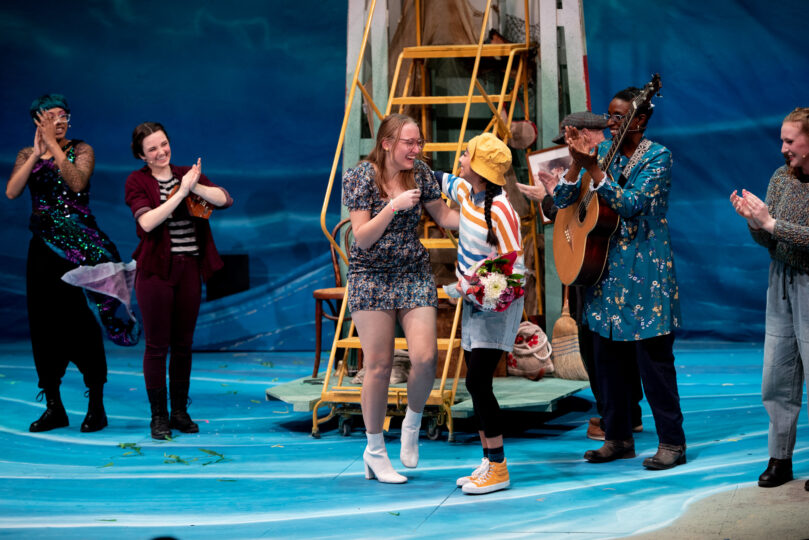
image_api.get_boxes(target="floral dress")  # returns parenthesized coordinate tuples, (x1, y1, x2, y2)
(554, 139, 681, 341)
(342, 160, 441, 312)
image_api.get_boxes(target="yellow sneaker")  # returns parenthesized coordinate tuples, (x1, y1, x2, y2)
(456, 458, 489, 487)
(461, 458, 510, 494)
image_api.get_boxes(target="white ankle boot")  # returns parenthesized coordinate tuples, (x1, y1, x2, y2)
(364, 432, 407, 483)
(400, 407, 422, 468)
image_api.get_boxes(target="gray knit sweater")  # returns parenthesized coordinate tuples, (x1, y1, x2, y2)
(750, 165, 809, 273)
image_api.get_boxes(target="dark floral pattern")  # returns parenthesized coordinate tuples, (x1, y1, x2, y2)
(342, 160, 441, 311)
(555, 140, 681, 340)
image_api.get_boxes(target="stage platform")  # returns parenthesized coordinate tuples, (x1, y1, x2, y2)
(1, 341, 808, 539)
(268, 374, 589, 417)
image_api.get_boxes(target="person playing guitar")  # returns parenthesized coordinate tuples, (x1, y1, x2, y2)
(553, 79, 687, 470)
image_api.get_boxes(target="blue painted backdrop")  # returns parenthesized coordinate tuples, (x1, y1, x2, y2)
(0, 1, 807, 348)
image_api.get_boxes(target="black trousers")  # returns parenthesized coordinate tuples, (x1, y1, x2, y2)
(464, 348, 504, 439)
(592, 332, 685, 445)
(580, 325, 644, 425)
(26, 237, 107, 390)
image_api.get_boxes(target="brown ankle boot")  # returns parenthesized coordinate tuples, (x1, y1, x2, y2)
(643, 443, 686, 470)
(584, 439, 635, 463)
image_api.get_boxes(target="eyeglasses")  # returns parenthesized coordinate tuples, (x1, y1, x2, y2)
(399, 138, 424, 150)
(43, 113, 71, 124)
(603, 113, 627, 123)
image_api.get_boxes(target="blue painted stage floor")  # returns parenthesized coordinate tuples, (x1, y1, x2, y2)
(0, 341, 806, 539)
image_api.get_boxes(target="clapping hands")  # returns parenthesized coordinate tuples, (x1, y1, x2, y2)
(730, 189, 775, 233)
(180, 158, 202, 196)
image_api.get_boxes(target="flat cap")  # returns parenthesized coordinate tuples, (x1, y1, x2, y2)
(551, 111, 607, 144)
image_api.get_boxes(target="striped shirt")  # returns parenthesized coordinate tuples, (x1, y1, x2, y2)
(157, 177, 199, 256)
(438, 172, 524, 280)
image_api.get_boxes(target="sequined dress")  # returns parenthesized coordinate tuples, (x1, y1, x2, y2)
(25, 140, 139, 345)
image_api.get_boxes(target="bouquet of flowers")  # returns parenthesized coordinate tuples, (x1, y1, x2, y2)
(451, 251, 524, 312)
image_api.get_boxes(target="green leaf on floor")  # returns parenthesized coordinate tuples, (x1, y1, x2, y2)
(260, 361, 274, 367)
(98, 462, 114, 468)
(118, 442, 143, 456)
(163, 453, 196, 465)
(388, 512, 400, 516)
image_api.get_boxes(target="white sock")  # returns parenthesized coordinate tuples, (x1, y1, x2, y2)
(402, 407, 422, 429)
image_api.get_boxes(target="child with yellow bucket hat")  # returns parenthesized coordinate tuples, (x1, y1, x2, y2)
(434, 132, 525, 494)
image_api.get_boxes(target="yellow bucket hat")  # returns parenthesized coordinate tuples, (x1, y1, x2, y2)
(467, 132, 512, 186)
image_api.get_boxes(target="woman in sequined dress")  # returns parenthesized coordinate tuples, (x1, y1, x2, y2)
(6, 94, 139, 434)
(125, 122, 232, 440)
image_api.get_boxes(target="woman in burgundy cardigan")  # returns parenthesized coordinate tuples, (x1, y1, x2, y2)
(124, 122, 232, 439)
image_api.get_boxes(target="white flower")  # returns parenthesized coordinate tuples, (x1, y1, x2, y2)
(480, 272, 508, 308)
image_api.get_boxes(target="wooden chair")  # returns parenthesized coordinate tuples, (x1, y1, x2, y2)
(312, 218, 352, 377)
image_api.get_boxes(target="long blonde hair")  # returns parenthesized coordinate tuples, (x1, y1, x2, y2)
(784, 107, 809, 177)
(365, 114, 420, 198)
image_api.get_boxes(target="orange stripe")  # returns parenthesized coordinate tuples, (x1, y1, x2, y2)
(457, 182, 471, 201)
(461, 204, 488, 229)
(492, 201, 520, 239)
(492, 213, 519, 253)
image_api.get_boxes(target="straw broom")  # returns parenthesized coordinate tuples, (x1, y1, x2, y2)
(551, 285, 588, 380)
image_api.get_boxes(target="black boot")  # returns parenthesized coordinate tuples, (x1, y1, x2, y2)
(81, 385, 108, 433)
(169, 380, 199, 433)
(758, 457, 792, 487)
(29, 387, 69, 432)
(147, 388, 172, 440)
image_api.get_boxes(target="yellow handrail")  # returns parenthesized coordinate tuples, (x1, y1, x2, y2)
(319, 0, 379, 265)
(451, 0, 493, 176)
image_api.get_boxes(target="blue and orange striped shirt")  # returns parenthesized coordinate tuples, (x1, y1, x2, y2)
(436, 172, 524, 284)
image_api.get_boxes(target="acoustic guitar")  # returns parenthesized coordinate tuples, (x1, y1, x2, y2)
(552, 74, 662, 286)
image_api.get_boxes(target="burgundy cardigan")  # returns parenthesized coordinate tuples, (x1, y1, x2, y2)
(124, 164, 233, 282)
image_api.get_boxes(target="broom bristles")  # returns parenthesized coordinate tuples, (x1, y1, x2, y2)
(551, 287, 589, 381)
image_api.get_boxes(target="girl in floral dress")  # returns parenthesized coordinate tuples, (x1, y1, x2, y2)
(342, 114, 458, 484)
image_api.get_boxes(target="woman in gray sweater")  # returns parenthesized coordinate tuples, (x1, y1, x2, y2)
(730, 107, 809, 491)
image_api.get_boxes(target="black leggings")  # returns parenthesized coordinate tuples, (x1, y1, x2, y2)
(464, 348, 504, 439)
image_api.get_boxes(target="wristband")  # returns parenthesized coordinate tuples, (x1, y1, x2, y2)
(390, 201, 398, 215)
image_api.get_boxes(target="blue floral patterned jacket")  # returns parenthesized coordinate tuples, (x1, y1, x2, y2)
(554, 139, 681, 341)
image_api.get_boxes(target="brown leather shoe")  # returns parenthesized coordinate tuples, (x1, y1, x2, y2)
(643, 443, 686, 470)
(586, 417, 605, 441)
(584, 439, 635, 463)
(758, 458, 792, 487)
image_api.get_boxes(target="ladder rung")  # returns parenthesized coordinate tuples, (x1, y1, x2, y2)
(391, 95, 513, 106)
(423, 142, 467, 152)
(420, 238, 457, 249)
(336, 337, 459, 350)
(401, 43, 533, 59)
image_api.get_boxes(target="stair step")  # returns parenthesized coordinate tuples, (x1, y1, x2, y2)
(391, 95, 513, 106)
(336, 337, 459, 350)
(400, 43, 533, 59)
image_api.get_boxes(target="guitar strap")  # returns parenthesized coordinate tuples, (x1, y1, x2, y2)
(617, 138, 652, 187)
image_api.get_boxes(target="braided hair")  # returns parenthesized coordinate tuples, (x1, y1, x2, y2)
(483, 180, 502, 246)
